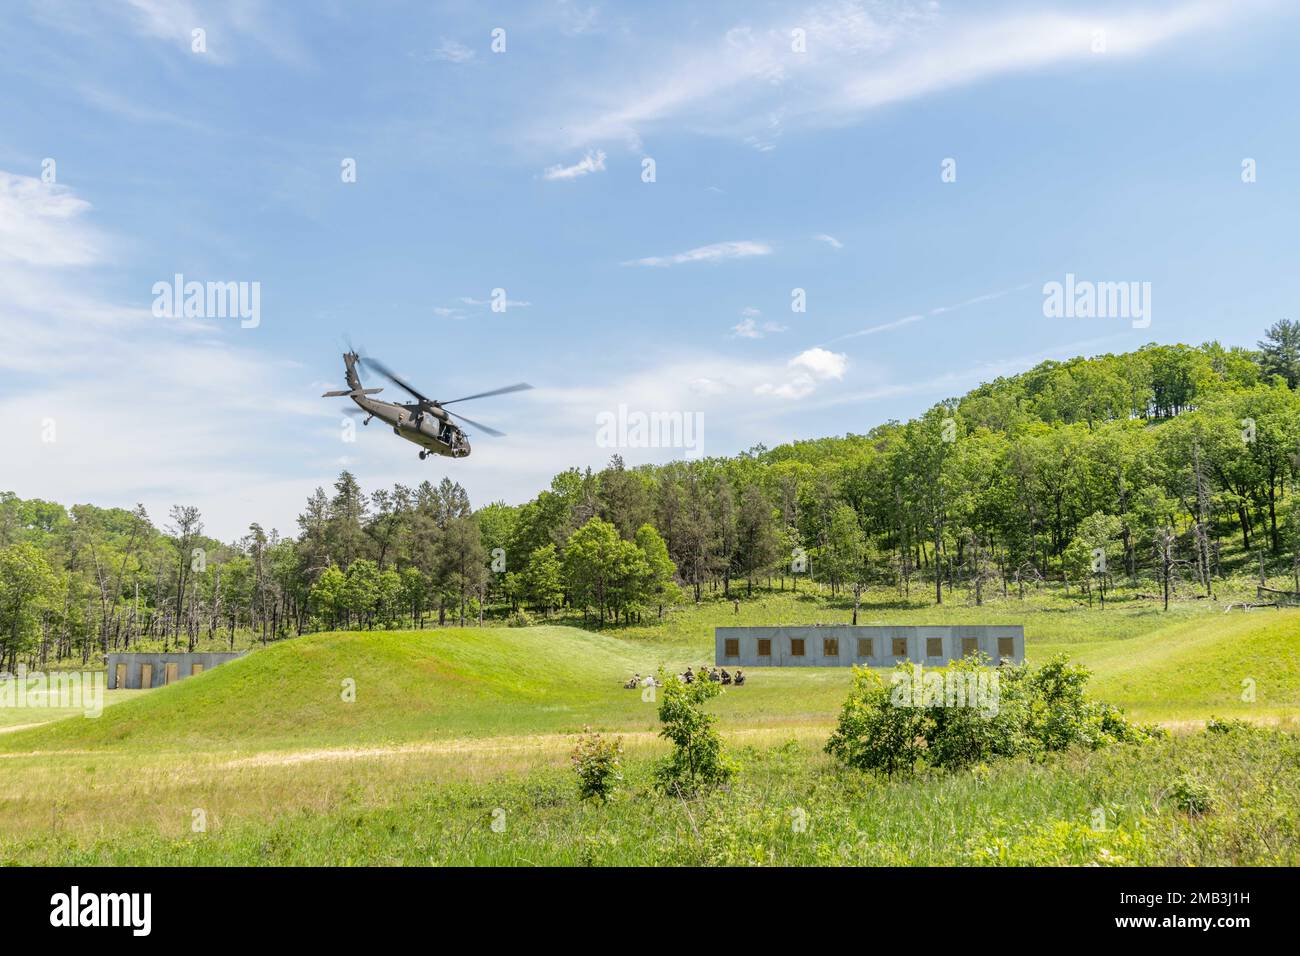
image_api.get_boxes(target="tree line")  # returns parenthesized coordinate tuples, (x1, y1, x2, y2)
(3, 323, 1300, 669)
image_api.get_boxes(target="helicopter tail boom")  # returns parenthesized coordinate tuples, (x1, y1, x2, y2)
(321, 351, 384, 398)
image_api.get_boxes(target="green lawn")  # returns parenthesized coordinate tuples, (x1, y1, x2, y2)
(5, 725, 1297, 865)
(0, 687, 144, 732)
(2, 589, 1297, 865)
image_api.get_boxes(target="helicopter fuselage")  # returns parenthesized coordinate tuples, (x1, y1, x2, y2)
(325, 350, 525, 460)
(350, 394, 471, 458)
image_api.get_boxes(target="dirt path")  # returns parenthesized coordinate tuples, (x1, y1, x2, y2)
(222, 725, 832, 769)
(0, 722, 48, 735)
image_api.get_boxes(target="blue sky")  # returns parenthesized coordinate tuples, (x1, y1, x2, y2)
(1, 0, 1297, 540)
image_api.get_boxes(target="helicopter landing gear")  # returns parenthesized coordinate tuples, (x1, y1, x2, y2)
(419, 450, 428, 460)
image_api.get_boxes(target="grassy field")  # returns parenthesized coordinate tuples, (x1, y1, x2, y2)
(2, 589, 1297, 864)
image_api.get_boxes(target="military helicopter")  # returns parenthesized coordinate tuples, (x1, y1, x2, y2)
(323, 351, 532, 460)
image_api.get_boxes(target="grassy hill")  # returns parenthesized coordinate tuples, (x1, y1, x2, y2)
(1040, 610, 1300, 721)
(5, 596, 1298, 755)
(2, 595, 1298, 865)
(1, 626, 666, 752)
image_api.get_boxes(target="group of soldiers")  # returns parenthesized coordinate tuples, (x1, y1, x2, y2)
(680, 665, 745, 686)
(622, 666, 747, 689)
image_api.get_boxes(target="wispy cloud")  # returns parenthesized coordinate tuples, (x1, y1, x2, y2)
(76, 85, 214, 132)
(813, 233, 843, 249)
(0, 172, 100, 267)
(0, 169, 322, 540)
(732, 317, 788, 339)
(625, 240, 772, 267)
(546, 0, 1253, 149)
(432, 38, 476, 63)
(460, 295, 531, 308)
(436, 294, 533, 319)
(825, 284, 1031, 344)
(116, 0, 311, 66)
(542, 149, 607, 181)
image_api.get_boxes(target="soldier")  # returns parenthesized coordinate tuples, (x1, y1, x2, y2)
(734, 669, 746, 686)
(720, 668, 732, 685)
(681, 666, 694, 684)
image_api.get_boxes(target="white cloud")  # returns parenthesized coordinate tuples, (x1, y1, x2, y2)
(813, 233, 843, 249)
(545, 0, 1251, 149)
(790, 346, 847, 380)
(732, 317, 788, 339)
(688, 377, 731, 397)
(542, 149, 607, 181)
(755, 346, 847, 399)
(0, 173, 101, 267)
(433, 38, 476, 63)
(124, 0, 204, 43)
(555, 0, 600, 36)
(837, 313, 924, 340)
(0, 169, 324, 541)
(115, 0, 311, 66)
(455, 295, 532, 309)
(825, 284, 1032, 344)
(625, 240, 772, 267)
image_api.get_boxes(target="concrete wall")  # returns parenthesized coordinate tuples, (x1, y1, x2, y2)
(714, 625, 1024, 668)
(106, 652, 245, 689)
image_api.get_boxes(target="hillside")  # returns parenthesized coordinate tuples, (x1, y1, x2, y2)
(5, 600, 1298, 755)
(1, 626, 661, 752)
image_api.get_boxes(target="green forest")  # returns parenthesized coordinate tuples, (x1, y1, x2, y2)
(3, 321, 1300, 671)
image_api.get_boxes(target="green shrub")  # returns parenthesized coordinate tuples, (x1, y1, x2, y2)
(1168, 775, 1215, 816)
(825, 666, 929, 776)
(925, 656, 1027, 769)
(654, 669, 736, 797)
(570, 728, 623, 803)
(826, 654, 1161, 777)
(1205, 716, 1251, 735)
(506, 609, 535, 628)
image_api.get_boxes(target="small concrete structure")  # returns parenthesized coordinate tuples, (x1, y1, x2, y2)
(715, 625, 1024, 668)
(106, 652, 245, 689)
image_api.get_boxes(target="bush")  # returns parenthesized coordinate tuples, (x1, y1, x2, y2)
(1168, 775, 1215, 816)
(1205, 716, 1251, 735)
(826, 654, 1161, 777)
(654, 669, 737, 797)
(570, 728, 623, 803)
(924, 655, 1027, 769)
(825, 667, 929, 777)
(506, 609, 535, 628)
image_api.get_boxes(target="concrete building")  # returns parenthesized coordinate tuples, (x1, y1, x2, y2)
(714, 625, 1024, 668)
(106, 652, 245, 689)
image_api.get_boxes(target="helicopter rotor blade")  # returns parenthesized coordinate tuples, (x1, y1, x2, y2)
(359, 355, 432, 405)
(440, 382, 533, 405)
(446, 409, 505, 437)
